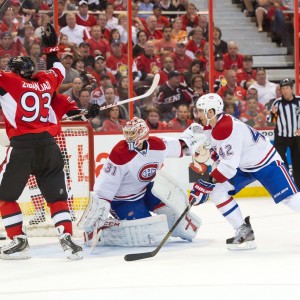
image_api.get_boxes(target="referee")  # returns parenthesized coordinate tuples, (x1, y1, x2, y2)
(270, 78, 300, 189)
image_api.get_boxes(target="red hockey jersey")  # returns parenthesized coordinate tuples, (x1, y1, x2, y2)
(0, 64, 64, 138)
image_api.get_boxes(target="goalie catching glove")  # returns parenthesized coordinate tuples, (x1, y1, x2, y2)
(41, 23, 59, 54)
(189, 179, 215, 205)
(179, 123, 207, 155)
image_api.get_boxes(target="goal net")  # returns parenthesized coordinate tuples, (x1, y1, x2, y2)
(0, 122, 94, 237)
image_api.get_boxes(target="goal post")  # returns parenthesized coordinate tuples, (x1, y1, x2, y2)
(0, 121, 95, 237)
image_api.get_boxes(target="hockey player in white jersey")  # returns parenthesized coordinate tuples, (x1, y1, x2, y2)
(78, 117, 203, 247)
(189, 93, 300, 250)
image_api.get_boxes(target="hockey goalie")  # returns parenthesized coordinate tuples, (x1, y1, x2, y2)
(78, 117, 208, 247)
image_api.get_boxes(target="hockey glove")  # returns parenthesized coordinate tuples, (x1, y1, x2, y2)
(86, 104, 100, 118)
(180, 124, 207, 155)
(189, 179, 215, 205)
(41, 23, 59, 54)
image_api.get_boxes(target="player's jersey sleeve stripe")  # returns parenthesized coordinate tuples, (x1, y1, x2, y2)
(0, 93, 17, 128)
(48, 105, 58, 125)
(52, 62, 65, 79)
(211, 167, 228, 183)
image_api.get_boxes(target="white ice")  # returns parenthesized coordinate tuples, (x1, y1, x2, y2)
(1, 197, 300, 300)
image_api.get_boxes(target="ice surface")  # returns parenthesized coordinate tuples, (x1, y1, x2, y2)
(1, 197, 300, 300)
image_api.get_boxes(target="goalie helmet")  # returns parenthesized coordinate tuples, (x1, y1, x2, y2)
(196, 93, 224, 119)
(7, 56, 35, 79)
(123, 117, 149, 150)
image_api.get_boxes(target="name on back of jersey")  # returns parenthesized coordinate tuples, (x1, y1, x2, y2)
(22, 81, 51, 92)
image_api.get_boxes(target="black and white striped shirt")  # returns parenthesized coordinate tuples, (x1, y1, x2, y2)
(271, 95, 300, 137)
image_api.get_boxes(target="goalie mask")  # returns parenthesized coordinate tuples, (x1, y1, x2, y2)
(123, 117, 149, 150)
(7, 56, 35, 79)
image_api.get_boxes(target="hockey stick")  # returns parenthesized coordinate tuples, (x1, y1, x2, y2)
(62, 110, 88, 121)
(124, 198, 196, 261)
(99, 73, 160, 111)
(62, 73, 160, 121)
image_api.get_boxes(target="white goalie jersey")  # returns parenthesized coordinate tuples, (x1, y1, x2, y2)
(94, 136, 183, 202)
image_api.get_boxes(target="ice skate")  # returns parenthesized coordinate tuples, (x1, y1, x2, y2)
(0, 235, 31, 259)
(226, 216, 256, 251)
(57, 226, 83, 260)
(29, 209, 46, 225)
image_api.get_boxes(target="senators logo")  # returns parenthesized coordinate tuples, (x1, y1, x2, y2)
(138, 163, 159, 182)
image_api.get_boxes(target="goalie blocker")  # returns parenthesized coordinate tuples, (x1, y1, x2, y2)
(80, 171, 201, 247)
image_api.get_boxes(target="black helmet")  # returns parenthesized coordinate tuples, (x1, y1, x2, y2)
(7, 56, 35, 79)
(279, 78, 293, 88)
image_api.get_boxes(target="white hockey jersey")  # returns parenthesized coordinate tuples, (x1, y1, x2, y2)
(94, 136, 183, 202)
(207, 114, 283, 183)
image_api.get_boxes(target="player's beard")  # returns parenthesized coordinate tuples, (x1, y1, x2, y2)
(199, 118, 207, 126)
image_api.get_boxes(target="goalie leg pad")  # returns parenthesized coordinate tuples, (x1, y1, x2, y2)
(152, 170, 201, 241)
(84, 214, 169, 247)
(154, 205, 201, 241)
(152, 170, 190, 214)
(77, 192, 110, 231)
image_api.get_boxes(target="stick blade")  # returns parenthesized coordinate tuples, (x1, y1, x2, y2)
(124, 251, 155, 261)
(150, 73, 160, 91)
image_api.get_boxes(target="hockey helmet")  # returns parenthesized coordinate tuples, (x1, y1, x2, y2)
(123, 117, 149, 150)
(7, 56, 35, 79)
(279, 78, 293, 88)
(196, 93, 224, 120)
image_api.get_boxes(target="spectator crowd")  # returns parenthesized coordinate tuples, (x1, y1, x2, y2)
(0, 0, 297, 133)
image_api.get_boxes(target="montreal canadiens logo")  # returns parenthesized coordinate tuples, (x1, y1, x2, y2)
(138, 163, 159, 182)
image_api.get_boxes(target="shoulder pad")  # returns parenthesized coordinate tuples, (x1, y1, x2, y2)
(212, 115, 233, 140)
(148, 136, 166, 150)
(109, 140, 137, 165)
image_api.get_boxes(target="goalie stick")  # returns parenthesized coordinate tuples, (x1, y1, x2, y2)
(62, 73, 160, 120)
(124, 198, 196, 261)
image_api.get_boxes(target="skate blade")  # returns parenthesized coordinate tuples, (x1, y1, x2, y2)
(227, 240, 257, 251)
(65, 249, 83, 260)
(0, 249, 31, 260)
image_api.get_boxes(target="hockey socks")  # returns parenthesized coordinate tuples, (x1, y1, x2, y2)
(216, 197, 244, 230)
(48, 201, 73, 235)
(0, 201, 24, 239)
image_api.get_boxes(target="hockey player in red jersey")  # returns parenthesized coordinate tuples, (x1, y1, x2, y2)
(0, 23, 83, 260)
(189, 93, 300, 251)
(27, 92, 86, 226)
